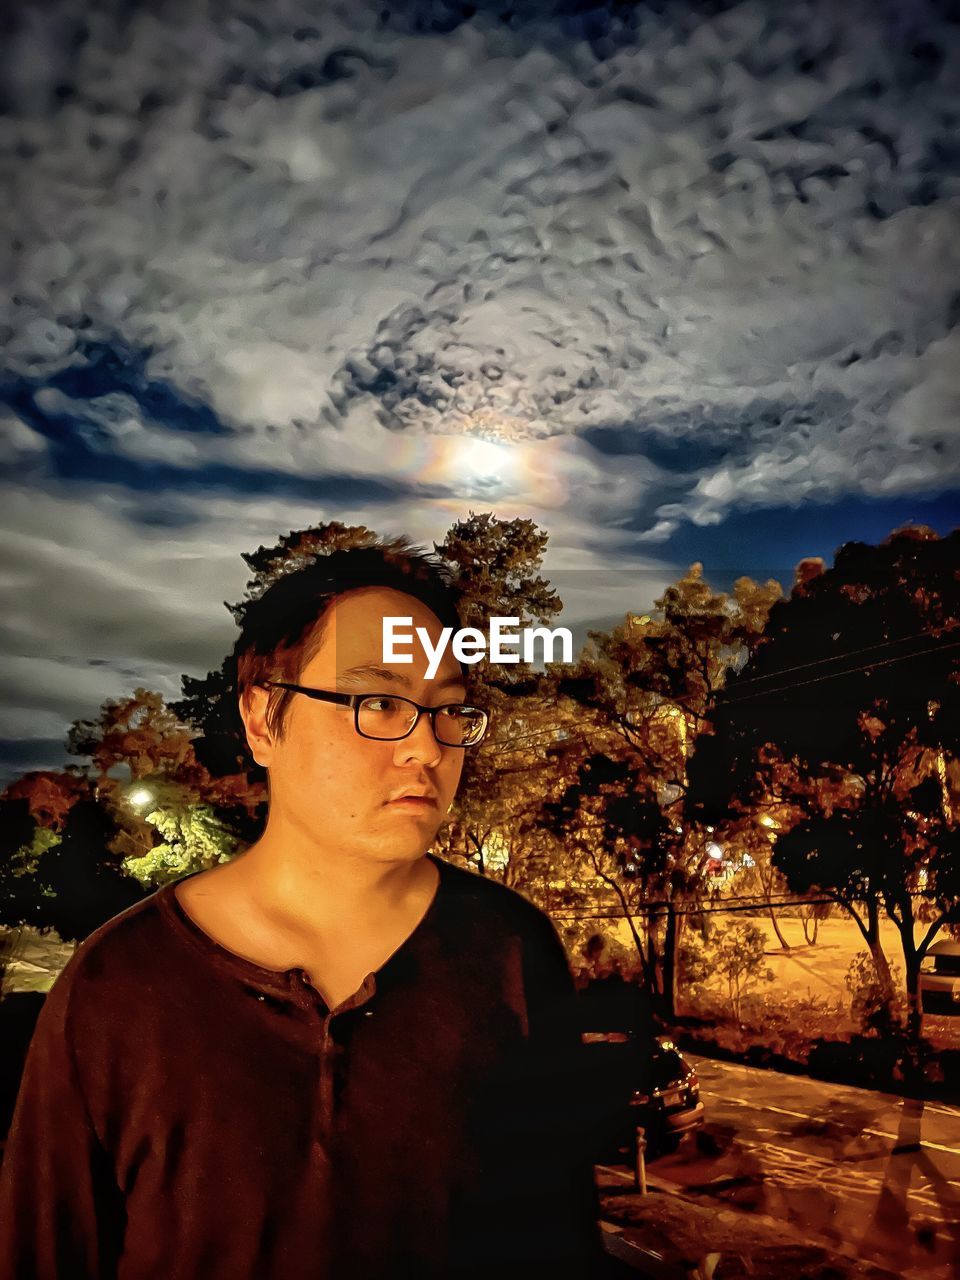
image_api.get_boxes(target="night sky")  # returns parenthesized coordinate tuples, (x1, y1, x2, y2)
(1, 0, 959, 785)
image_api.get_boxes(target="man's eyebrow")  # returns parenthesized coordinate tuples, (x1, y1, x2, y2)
(338, 664, 467, 691)
(433, 673, 468, 691)
(339, 664, 408, 685)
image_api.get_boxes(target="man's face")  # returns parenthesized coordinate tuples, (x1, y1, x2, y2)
(241, 587, 467, 866)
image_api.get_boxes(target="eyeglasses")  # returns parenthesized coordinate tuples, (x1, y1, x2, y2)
(255, 681, 489, 748)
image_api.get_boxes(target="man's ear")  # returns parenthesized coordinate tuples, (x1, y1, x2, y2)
(238, 685, 276, 768)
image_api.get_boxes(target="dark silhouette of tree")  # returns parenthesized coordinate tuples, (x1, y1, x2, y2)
(0, 781, 149, 945)
(31, 796, 149, 943)
(2, 770, 88, 831)
(540, 751, 674, 1001)
(0, 798, 43, 934)
(689, 526, 960, 1040)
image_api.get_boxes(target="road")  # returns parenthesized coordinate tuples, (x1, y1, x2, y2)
(625, 1055, 960, 1280)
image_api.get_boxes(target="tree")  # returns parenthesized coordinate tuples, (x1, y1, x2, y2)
(434, 512, 561, 636)
(721, 814, 795, 950)
(690, 527, 960, 1040)
(539, 749, 675, 1003)
(23, 791, 149, 943)
(436, 690, 567, 893)
(433, 513, 568, 893)
(121, 792, 238, 887)
(710, 922, 774, 1023)
(0, 775, 92, 980)
(67, 688, 199, 785)
(0, 800, 50, 938)
(171, 521, 402, 781)
(2, 770, 88, 832)
(544, 565, 782, 1015)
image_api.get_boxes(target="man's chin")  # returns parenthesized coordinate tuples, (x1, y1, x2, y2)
(364, 833, 440, 864)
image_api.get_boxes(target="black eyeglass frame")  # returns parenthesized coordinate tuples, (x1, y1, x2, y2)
(254, 680, 489, 748)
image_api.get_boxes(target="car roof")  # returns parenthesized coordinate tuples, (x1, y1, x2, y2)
(581, 1031, 678, 1053)
(928, 939, 960, 956)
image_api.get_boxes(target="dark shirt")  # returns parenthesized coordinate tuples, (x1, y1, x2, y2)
(0, 854, 606, 1279)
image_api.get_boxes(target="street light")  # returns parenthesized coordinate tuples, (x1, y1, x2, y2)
(127, 787, 154, 811)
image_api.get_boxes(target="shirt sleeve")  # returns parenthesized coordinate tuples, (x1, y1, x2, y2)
(0, 970, 125, 1279)
(454, 910, 608, 1280)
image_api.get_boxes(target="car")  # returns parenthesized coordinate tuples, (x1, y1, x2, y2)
(581, 1030, 705, 1159)
(920, 939, 960, 1015)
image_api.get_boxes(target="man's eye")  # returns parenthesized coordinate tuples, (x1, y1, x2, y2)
(364, 697, 398, 713)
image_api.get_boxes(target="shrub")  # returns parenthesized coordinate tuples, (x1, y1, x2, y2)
(563, 923, 643, 985)
(844, 951, 905, 1037)
(686, 921, 773, 1018)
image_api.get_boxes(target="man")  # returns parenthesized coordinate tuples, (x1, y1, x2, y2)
(0, 544, 607, 1278)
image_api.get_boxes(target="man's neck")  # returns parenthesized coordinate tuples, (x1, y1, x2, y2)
(227, 832, 438, 940)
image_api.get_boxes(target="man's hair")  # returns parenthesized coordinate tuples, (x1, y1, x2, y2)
(231, 541, 463, 747)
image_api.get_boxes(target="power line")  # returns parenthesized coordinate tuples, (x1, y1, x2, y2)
(509, 627, 960, 726)
(556, 888, 938, 909)
(549, 897, 837, 921)
(719, 623, 959, 691)
(717, 636, 960, 707)
(567, 890, 828, 905)
(476, 628, 960, 756)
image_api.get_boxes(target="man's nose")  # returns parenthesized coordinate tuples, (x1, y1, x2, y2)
(394, 710, 443, 767)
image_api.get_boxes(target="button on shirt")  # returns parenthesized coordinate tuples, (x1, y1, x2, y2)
(0, 854, 605, 1279)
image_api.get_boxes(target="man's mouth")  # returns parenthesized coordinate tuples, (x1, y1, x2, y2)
(386, 791, 439, 808)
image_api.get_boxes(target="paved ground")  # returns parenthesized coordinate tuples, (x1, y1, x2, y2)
(596, 1183, 899, 1280)
(628, 1055, 960, 1280)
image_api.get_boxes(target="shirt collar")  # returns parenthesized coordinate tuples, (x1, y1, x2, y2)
(155, 852, 448, 1004)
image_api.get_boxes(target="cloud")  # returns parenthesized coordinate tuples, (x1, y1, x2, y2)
(0, 462, 669, 785)
(2, 0, 959, 780)
(1, 408, 48, 460)
(0, 481, 324, 782)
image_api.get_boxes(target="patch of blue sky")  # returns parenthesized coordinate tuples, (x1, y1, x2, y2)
(622, 490, 960, 594)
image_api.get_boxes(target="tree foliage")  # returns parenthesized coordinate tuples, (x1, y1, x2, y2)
(434, 513, 571, 893)
(542, 565, 782, 1012)
(690, 527, 960, 1037)
(170, 521, 398, 781)
(1, 791, 148, 942)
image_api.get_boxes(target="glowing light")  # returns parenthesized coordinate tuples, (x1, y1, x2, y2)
(707, 842, 723, 861)
(128, 788, 154, 810)
(455, 436, 514, 487)
(378, 423, 572, 508)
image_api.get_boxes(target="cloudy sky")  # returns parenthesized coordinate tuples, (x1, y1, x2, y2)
(1, 0, 958, 786)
